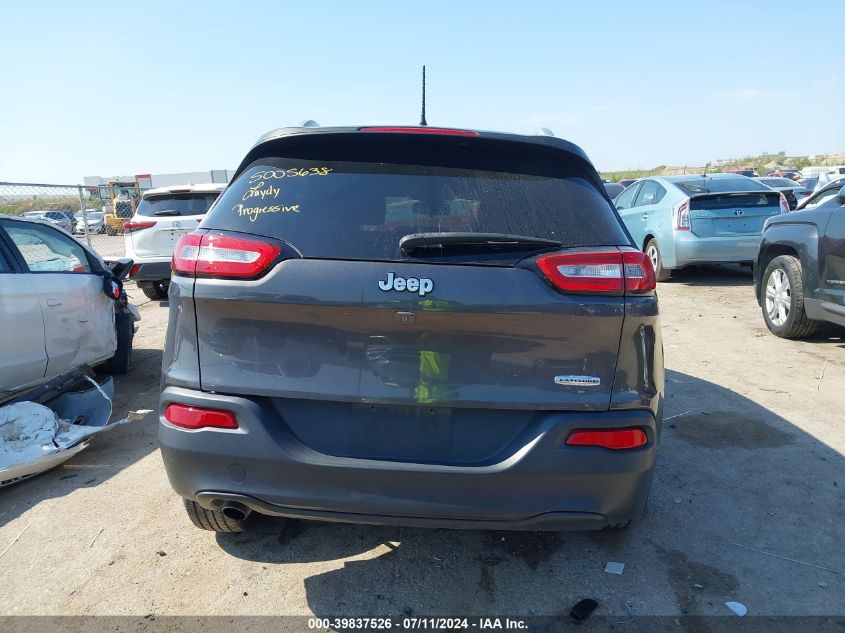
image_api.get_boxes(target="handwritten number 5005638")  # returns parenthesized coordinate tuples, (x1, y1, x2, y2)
(248, 167, 332, 183)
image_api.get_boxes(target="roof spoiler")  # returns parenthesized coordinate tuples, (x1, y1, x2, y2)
(687, 190, 780, 198)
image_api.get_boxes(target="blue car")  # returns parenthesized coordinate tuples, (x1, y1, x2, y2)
(614, 173, 789, 281)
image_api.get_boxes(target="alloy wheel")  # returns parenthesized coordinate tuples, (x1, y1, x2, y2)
(647, 244, 659, 270)
(765, 268, 791, 326)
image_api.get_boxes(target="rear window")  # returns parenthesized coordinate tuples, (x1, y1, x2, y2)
(760, 178, 796, 188)
(604, 183, 625, 199)
(202, 140, 628, 261)
(136, 193, 219, 217)
(674, 178, 770, 195)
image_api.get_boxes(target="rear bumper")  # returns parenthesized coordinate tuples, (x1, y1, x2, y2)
(129, 259, 171, 284)
(159, 386, 660, 530)
(674, 232, 762, 267)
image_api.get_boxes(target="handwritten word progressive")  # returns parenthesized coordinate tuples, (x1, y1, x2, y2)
(234, 203, 300, 223)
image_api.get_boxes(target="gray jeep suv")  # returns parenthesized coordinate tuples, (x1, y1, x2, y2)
(159, 125, 664, 533)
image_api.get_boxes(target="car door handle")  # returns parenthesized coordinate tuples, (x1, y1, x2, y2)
(641, 214, 649, 221)
(46, 299, 62, 307)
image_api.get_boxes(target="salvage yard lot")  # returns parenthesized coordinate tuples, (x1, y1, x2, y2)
(1, 266, 843, 619)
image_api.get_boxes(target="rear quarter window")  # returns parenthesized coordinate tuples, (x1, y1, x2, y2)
(201, 140, 630, 261)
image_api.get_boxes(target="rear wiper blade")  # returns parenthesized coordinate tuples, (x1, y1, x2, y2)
(399, 232, 561, 256)
(152, 210, 180, 216)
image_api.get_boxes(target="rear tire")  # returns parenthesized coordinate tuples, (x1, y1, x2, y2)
(645, 238, 671, 282)
(183, 498, 248, 533)
(761, 255, 817, 339)
(105, 311, 133, 374)
(141, 281, 169, 300)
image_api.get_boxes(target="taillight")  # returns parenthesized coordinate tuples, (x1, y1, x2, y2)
(779, 193, 790, 214)
(124, 220, 156, 233)
(535, 249, 655, 295)
(172, 233, 202, 275)
(621, 249, 656, 293)
(172, 232, 282, 279)
(673, 199, 691, 231)
(565, 427, 648, 450)
(129, 264, 140, 278)
(358, 126, 479, 136)
(165, 403, 238, 430)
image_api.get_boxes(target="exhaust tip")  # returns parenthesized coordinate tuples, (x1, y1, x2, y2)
(221, 503, 250, 522)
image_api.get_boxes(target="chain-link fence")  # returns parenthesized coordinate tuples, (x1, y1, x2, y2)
(0, 181, 129, 258)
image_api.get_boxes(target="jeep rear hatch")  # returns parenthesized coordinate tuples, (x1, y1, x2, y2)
(183, 132, 638, 461)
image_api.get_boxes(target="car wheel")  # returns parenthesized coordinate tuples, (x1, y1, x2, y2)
(645, 238, 671, 282)
(105, 311, 134, 374)
(761, 255, 817, 339)
(183, 499, 250, 533)
(141, 281, 169, 301)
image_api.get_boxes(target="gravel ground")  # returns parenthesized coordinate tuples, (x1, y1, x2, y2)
(1, 266, 843, 622)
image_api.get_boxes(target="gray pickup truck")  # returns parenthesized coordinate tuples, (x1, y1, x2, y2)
(755, 185, 845, 337)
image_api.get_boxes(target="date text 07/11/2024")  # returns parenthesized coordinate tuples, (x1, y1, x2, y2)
(307, 617, 529, 630)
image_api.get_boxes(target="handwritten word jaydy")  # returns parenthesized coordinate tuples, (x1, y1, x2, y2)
(242, 181, 280, 202)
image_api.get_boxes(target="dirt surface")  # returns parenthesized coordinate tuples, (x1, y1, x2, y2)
(1, 266, 843, 620)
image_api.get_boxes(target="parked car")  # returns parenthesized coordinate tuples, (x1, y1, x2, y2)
(827, 177, 845, 190)
(755, 186, 845, 337)
(615, 173, 789, 281)
(755, 177, 809, 209)
(604, 182, 625, 199)
(159, 124, 664, 534)
(124, 183, 225, 300)
(618, 178, 637, 187)
(74, 210, 106, 235)
(798, 177, 819, 192)
(726, 169, 759, 177)
(766, 170, 800, 180)
(796, 181, 844, 211)
(815, 167, 845, 185)
(22, 210, 74, 233)
(0, 214, 139, 403)
(800, 166, 845, 182)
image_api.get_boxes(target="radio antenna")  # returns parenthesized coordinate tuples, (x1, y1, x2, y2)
(419, 65, 428, 126)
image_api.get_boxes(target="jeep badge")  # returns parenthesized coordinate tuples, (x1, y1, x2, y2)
(378, 272, 433, 297)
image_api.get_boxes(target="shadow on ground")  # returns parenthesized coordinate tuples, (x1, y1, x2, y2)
(667, 264, 754, 287)
(797, 322, 845, 348)
(215, 369, 845, 620)
(0, 348, 163, 528)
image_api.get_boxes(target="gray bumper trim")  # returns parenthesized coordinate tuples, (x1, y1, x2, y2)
(195, 491, 607, 530)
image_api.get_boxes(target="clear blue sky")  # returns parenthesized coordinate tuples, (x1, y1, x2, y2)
(2, 0, 843, 183)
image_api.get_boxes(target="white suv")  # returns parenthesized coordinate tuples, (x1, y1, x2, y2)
(125, 183, 225, 300)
